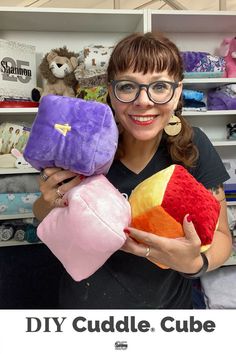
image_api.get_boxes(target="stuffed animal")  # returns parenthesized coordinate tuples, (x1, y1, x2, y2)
(129, 164, 220, 269)
(32, 46, 78, 101)
(218, 37, 236, 78)
(0, 148, 32, 169)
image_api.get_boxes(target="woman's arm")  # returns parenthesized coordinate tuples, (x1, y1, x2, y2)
(204, 184, 232, 271)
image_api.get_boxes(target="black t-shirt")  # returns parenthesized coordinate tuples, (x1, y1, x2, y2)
(59, 127, 229, 309)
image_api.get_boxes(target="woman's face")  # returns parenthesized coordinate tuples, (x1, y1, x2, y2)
(109, 70, 182, 142)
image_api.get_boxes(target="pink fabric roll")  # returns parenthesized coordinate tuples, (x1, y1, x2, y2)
(37, 175, 131, 281)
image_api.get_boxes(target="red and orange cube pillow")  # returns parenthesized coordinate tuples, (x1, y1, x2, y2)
(129, 165, 220, 268)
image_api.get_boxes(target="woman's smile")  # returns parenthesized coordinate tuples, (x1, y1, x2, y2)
(129, 114, 158, 126)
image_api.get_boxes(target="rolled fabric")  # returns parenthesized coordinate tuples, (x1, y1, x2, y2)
(25, 224, 40, 243)
(0, 225, 14, 241)
(37, 175, 131, 281)
(23, 95, 118, 176)
(129, 164, 220, 268)
(13, 227, 26, 241)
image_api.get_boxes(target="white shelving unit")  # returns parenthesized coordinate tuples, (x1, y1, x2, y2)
(148, 10, 236, 266)
(0, 7, 147, 62)
(0, 6, 147, 247)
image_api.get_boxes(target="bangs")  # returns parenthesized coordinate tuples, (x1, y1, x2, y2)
(107, 33, 184, 81)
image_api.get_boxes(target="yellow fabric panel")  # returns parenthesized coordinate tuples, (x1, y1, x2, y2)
(129, 164, 175, 218)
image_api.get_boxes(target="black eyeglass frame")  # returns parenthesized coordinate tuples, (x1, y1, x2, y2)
(110, 80, 179, 104)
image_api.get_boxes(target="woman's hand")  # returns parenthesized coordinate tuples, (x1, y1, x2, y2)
(38, 167, 84, 208)
(122, 214, 204, 273)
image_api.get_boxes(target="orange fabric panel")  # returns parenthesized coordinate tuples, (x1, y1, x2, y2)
(131, 206, 184, 269)
(131, 205, 184, 238)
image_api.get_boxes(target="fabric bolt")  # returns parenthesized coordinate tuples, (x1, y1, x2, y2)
(14, 228, 26, 241)
(183, 98, 207, 110)
(207, 89, 236, 110)
(0, 225, 14, 241)
(182, 89, 204, 101)
(25, 224, 40, 243)
(0, 174, 40, 193)
(181, 51, 225, 74)
(0, 193, 40, 216)
(75, 45, 113, 81)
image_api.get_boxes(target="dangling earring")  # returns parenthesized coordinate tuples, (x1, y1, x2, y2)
(164, 115, 182, 136)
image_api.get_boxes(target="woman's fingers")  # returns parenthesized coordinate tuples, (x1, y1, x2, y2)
(38, 167, 85, 208)
(52, 175, 85, 208)
(41, 168, 78, 188)
(123, 216, 202, 272)
(182, 214, 201, 247)
(121, 235, 149, 257)
(125, 227, 167, 248)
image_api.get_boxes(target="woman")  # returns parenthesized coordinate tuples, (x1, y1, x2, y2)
(33, 32, 232, 309)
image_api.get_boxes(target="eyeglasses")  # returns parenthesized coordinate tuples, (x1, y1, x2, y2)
(110, 80, 179, 104)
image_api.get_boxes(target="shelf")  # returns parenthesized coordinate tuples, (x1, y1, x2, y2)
(183, 110, 236, 116)
(0, 7, 145, 33)
(0, 240, 40, 247)
(183, 78, 236, 89)
(0, 107, 38, 115)
(149, 10, 236, 33)
(212, 140, 236, 146)
(0, 167, 39, 174)
(0, 213, 34, 220)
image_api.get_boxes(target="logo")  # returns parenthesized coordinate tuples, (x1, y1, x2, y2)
(115, 341, 128, 350)
(1, 57, 32, 83)
(72, 315, 152, 332)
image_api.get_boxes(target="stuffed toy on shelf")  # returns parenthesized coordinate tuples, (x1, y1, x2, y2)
(32, 46, 78, 101)
(218, 37, 236, 78)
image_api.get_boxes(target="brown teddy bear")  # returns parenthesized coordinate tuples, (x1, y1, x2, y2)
(32, 46, 78, 101)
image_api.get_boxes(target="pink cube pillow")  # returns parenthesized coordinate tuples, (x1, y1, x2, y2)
(37, 175, 131, 281)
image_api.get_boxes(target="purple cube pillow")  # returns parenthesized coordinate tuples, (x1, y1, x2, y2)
(23, 95, 118, 175)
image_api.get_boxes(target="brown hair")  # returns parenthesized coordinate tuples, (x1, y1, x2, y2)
(107, 32, 199, 168)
